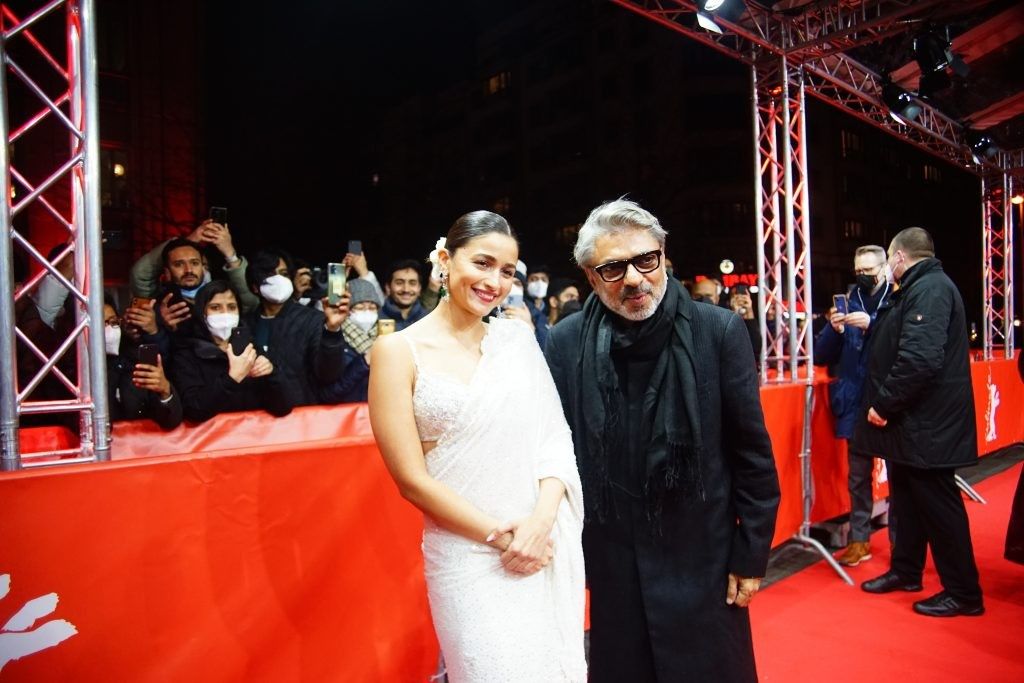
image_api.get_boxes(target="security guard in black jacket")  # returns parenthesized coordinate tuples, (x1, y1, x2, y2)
(853, 227, 983, 617)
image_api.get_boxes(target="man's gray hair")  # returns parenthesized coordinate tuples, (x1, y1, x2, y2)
(854, 245, 886, 263)
(574, 198, 668, 267)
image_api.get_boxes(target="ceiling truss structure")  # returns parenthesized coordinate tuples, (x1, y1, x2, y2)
(612, 0, 1019, 371)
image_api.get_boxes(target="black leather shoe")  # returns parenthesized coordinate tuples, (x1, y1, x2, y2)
(913, 591, 985, 617)
(861, 571, 923, 594)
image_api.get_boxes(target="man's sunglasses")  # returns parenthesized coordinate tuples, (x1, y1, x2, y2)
(592, 250, 663, 283)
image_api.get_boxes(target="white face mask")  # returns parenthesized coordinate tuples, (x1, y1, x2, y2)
(206, 312, 239, 342)
(527, 280, 548, 299)
(31, 274, 71, 328)
(180, 270, 212, 300)
(350, 309, 379, 332)
(104, 324, 122, 356)
(259, 274, 294, 304)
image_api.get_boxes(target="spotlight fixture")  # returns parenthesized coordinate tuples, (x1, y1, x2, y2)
(881, 82, 921, 124)
(966, 130, 998, 165)
(695, 0, 728, 34)
(1011, 194, 1024, 206)
(913, 27, 968, 97)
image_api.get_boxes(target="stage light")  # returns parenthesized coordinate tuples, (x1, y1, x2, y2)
(966, 130, 998, 164)
(749, 285, 759, 294)
(1011, 195, 1024, 205)
(719, 259, 735, 275)
(881, 83, 921, 124)
(696, 12, 723, 34)
(694, 0, 728, 33)
(913, 27, 968, 98)
(113, 163, 126, 177)
(700, 0, 726, 10)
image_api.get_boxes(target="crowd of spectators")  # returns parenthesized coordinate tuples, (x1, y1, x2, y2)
(14, 218, 772, 433)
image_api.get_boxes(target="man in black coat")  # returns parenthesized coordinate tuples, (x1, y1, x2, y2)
(853, 227, 983, 617)
(545, 199, 780, 682)
(244, 249, 350, 407)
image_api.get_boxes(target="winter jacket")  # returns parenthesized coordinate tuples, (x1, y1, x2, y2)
(169, 334, 293, 423)
(851, 258, 977, 469)
(813, 282, 892, 439)
(244, 300, 348, 407)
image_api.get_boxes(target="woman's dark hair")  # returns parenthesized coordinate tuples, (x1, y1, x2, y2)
(190, 279, 241, 341)
(446, 211, 516, 254)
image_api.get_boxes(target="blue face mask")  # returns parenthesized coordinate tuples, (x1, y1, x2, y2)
(179, 270, 212, 300)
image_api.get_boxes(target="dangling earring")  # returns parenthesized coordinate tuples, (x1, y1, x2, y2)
(440, 271, 450, 302)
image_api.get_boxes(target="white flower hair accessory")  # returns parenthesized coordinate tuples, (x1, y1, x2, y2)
(428, 236, 447, 267)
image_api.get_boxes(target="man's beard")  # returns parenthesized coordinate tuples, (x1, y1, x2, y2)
(597, 278, 667, 321)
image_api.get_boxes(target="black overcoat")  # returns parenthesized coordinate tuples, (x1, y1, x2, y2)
(545, 291, 780, 682)
(851, 258, 978, 469)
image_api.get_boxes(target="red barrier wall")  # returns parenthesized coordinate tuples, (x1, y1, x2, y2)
(1, 356, 1020, 680)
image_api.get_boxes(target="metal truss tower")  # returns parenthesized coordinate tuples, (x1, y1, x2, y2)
(611, 0, 1020, 377)
(0, 0, 109, 470)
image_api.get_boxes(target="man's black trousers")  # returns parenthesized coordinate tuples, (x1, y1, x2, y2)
(888, 462, 982, 603)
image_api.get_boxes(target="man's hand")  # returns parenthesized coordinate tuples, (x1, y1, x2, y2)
(132, 355, 172, 400)
(731, 294, 754, 320)
(343, 252, 369, 278)
(844, 311, 871, 330)
(204, 222, 236, 260)
(249, 354, 274, 379)
(124, 299, 158, 335)
(227, 343, 258, 383)
(726, 574, 761, 607)
(867, 407, 888, 427)
(322, 292, 350, 332)
(828, 307, 846, 333)
(158, 293, 191, 332)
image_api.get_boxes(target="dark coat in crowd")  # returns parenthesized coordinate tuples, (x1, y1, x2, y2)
(107, 352, 183, 430)
(545, 289, 780, 682)
(852, 258, 977, 469)
(319, 347, 370, 404)
(169, 330, 293, 423)
(244, 300, 348, 407)
(814, 282, 892, 439)
(380, 298, 428, 332)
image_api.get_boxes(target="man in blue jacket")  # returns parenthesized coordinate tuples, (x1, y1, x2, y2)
(814, 245, 893, 567)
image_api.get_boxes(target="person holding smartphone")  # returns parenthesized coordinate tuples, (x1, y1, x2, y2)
(813, 244, 893, 568)
(102, 296, 183, 430)
(169, 280, 293, 423)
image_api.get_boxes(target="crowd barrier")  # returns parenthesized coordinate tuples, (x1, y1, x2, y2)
(1, 356, 1020, 680)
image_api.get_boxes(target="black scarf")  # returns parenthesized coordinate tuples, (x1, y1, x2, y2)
(577, 279, 705, 525)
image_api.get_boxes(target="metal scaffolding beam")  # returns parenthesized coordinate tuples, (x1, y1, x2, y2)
(0, 0, 108, 470)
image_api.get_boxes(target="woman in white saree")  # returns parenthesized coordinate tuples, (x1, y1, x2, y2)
(369, 211, 586, 682)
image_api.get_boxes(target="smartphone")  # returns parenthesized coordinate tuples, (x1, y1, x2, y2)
(209, 206, 228, 225)
(327, 262, 346, 306)
(376, 319, 396, 336)
(137, 343, 159, 366)
(504, 291, 524, 309)
(833, 294, 849, 315)
(230, 326, 253, 356)
(129, 296, 150, 311)
(347, 240, 362, 255)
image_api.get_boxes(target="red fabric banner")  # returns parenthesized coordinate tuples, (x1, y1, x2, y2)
(1, 356, 1019, 679)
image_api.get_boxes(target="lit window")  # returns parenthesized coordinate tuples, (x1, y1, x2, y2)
(484, 71, 511, 96)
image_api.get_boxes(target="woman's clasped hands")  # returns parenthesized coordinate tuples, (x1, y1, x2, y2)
(487, 516, 555, 576)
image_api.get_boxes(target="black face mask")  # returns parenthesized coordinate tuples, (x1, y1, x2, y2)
(856, 274, 878, 292)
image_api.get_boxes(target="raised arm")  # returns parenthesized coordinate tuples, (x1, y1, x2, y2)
(368, 334, 509, 548)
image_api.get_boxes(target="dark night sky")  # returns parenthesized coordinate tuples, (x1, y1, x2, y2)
(203, 1, 514, 261)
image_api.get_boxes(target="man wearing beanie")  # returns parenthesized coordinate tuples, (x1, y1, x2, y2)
(320, 278, 382, 404)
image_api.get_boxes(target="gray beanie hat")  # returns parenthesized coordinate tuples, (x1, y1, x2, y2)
(347, 278, 383, 307)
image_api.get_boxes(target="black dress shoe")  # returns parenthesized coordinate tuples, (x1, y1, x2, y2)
(913, 591, 985, 617)
(861, 571, 924, 594)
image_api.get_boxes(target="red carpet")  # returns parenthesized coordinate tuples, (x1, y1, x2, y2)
(752, 463, 1024, 682)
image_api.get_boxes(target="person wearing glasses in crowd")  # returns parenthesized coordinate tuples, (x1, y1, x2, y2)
(544, 199, 780, 682)
(814, 245, 894, 568)
(369, 211, 586, 681)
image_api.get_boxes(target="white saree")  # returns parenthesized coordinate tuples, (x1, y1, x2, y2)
(409, 318, 586, 682)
